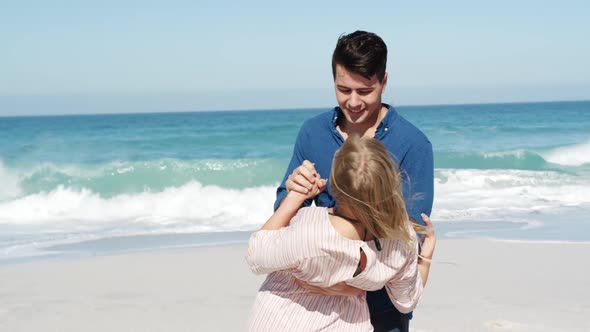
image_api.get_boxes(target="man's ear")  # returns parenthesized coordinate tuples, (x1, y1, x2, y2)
(381, 72, 388, 92)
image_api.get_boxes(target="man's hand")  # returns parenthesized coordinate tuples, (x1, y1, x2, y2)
(286, 160, 326, 195)
(295, 279, 365, 297)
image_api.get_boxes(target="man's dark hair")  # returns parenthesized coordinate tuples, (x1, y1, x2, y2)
(331, 31, 388, 83)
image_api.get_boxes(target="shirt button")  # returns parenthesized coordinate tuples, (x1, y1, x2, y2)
(384, 127, 389, 131)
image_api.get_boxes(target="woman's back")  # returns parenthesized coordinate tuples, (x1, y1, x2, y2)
(247, 207, 422, 332)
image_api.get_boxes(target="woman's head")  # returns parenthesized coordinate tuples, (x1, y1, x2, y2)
(330, 135, 415, 244)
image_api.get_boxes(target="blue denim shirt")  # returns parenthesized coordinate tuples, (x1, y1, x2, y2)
(274, 104, 434, 315)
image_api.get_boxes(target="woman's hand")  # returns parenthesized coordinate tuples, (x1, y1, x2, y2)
(286, 160, 327, 199)
(419, 213, 436, 262)
(417, 213, 435, 287)
(286, 160, 317, 195)
(286, 173, 326, 202)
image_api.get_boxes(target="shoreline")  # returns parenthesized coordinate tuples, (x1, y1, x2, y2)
(7, 215, 590, 267)
(1, 239, 589, 331)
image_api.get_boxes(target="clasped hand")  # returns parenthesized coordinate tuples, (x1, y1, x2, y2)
(286, 160, 327, 200)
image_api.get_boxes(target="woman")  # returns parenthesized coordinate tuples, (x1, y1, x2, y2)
(247, 136, 435, 331)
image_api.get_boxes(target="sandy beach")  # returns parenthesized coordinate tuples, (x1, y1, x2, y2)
(1, 239, 588, 332)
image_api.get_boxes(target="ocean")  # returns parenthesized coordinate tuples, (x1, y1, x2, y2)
(1, 101, 589, 264)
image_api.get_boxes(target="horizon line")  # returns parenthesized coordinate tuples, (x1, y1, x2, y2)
(1, 98, 588, 118)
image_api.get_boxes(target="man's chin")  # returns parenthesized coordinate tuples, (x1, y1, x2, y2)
(344, 111, 367, 123)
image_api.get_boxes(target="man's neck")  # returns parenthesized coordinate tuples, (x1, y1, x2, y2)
(339, 105, 388, 139)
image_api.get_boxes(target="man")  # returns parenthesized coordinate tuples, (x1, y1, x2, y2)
(274, 31, 434, 332)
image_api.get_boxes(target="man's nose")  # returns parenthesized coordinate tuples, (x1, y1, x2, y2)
(348, 92, 362, 108)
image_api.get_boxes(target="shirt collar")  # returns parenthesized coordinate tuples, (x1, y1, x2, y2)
(331, 103, 397, 139)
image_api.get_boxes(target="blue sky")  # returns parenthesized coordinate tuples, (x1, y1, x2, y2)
(1, 0, 589, 115)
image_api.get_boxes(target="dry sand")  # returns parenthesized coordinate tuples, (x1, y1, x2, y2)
(1, 240, 588, 331)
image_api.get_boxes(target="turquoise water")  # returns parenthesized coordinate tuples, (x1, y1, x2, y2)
(1, 101, 589, 262)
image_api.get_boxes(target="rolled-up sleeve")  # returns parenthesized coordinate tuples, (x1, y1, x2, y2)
(385, 245, 424, 313)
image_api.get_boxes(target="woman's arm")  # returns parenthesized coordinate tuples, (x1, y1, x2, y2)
(385, 213, 436, 313)
(264, 175, 326, 230)
(417, 213, 436, 286)
(247, 177, 325, 275)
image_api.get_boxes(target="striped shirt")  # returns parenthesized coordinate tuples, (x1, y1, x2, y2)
(246, 207, 423, 331)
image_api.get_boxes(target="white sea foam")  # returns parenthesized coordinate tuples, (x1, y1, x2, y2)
(482, 149, 526, 159)
(541, 140, 590, 166)
(0, 181, 276, 232)
(432, 169, 590, 222)
(2, 168, 589, 229)
(0, 161, 22, 201)
(2, 165, 589, 226)
(1, 167, 589, 260)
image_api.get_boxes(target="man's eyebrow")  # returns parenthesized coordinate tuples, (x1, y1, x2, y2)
(336, 85, 374, 90)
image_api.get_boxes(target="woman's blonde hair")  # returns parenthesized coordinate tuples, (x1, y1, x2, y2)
(330, 135, 419, 248)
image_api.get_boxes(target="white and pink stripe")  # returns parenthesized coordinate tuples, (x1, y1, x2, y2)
(246, 207, 423, 331)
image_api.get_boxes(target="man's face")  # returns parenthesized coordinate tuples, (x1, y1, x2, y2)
(334, 64, 387, 126)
